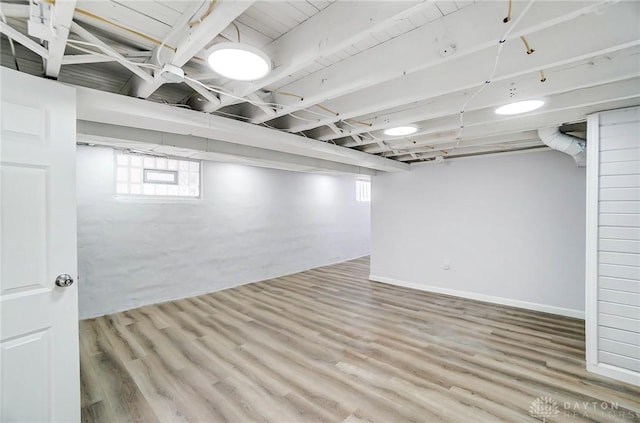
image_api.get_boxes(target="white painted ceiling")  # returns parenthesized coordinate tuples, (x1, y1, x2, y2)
(1, 0, 638, 167)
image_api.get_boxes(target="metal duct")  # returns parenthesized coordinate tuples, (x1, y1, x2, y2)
(537, 127, 586, 167)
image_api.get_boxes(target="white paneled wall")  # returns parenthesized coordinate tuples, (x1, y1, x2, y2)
(586, 106, 640, 386)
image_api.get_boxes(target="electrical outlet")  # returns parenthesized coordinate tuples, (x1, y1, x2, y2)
(443, 259, 450, 270)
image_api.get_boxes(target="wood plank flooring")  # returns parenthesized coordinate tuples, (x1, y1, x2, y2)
(80, 257, 640, 422)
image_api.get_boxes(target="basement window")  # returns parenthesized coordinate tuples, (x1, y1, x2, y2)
(114, 151, 201, 198)
(356, 179, 371, 202)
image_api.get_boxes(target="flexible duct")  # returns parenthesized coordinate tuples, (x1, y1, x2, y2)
(537, 127, 586, 167)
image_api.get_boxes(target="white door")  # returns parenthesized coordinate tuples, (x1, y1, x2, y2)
(0, 68, 80, 422)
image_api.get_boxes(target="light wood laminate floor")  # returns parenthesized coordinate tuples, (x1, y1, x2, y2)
(80, 257, 640, 422)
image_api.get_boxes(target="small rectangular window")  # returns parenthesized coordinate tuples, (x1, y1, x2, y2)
(144, 169, 178, 184)
(356, 179, 371, 202)
(115, 151, 200, 198)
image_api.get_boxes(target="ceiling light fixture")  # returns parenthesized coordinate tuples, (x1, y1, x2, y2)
(495, 100, 545, 115)
(206, 42, 272, 81)
(383, 125, 418, 136)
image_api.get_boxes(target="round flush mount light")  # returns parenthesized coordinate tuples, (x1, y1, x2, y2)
(206, 42, 272, 81)
(495, 100, 545, 115)
(383, 125, 418, 136)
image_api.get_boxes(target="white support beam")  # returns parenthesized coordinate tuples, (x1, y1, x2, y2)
(247, 93, 276, 118)
(208, 1, 433, 112)
(61, 51, 153, 65)
(74, 86, 408, 172)
(0, 3, 29, 18)
(62, 54, 116, 65)
(45, 0, 76, 78)
(70, 22, 154, 83)
(0, 21, 48, 58)
(76, 121, 376, 176)
(324, 47, 640, 145)
(357, 78, 640, 154)
(288, 2, 640, 137)
(184, 79, 221, 109)
(131, 0, 254, 99)
(245, 0, 624, 125)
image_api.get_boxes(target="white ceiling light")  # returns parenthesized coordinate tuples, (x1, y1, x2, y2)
(383, 125, 418, 136)
(495, 100, 545, 115)
(206, 42, 271, 81)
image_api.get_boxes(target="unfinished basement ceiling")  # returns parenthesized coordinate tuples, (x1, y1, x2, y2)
(1, 0, 638, 164)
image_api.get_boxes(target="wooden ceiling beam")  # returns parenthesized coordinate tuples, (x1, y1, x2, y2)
(207, 1, 433, 112)
(45, 0, 76, 78)
(243, 1, 630, 125)
(130, 0, 254, 99)
(317, 47, 640, 144)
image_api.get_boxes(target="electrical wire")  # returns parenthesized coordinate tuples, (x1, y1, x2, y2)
(345, 118, 372, 127)
(66, 40, 161, 70)
(539, 69, 547, 82)
(188, 0, 217, 28)
(230, 22, 241, 42)
(456, 0, 536, 147)
(185, 76, 285, 109)
(74, 8, 166, 47)
(314, 103, 339, 116)
(157, 0, 208, 65)
(503, 0, 512, 23)
(270, 90, 304, 100)
(520, 35, 534, 54)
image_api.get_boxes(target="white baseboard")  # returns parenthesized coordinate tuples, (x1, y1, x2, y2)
(369, 274, 585, 319)
(587, 362, 640, 388)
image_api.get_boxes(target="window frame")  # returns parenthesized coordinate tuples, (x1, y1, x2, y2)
(113, 150, 203, 201)
(356, 179, 371, 202)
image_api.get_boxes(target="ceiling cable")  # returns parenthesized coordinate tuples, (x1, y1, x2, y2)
(156, 1, 208, 65)
(539, 69, 547, 82)
(519, 36, 534, 54)
(503, 0, 512, 23)
(188, 0, 218, 28)
(456, 0, 536, 147)
(74, 8, 168, 48)
(66, 40, 161, 70)
(230, 22, 241, 42)
(314, 104, 339, 117)
(271, 90, 303, 100)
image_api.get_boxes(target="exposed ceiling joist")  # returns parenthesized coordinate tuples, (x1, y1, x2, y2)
(77, 121, 376, 176)
(0, 21, 48, 58)
(208, 1, 435, 111)
(321, 50, 640, 144)
(283, 7, 640, 136)
(1, 0, 637, 167)
(130, 0, 255, 98)
(75, 86, 409, 173)
(358, 79, 640, 154)
(45, 0, 76, 78)
(71, 22, 154, 83)
(244, 0, 628, 125)
(0, 3, 28, 18)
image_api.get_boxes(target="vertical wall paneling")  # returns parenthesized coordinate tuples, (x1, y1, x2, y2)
(586, 106, 640, 387)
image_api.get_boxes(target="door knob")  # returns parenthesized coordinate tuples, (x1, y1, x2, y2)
(55, 274, 74, 287)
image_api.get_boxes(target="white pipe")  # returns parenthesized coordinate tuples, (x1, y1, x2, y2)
(538, 127, 586, 167)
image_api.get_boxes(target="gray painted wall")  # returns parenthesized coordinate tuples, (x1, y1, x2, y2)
(77, 146, 370, 319)
(370, 150, 586, 317)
